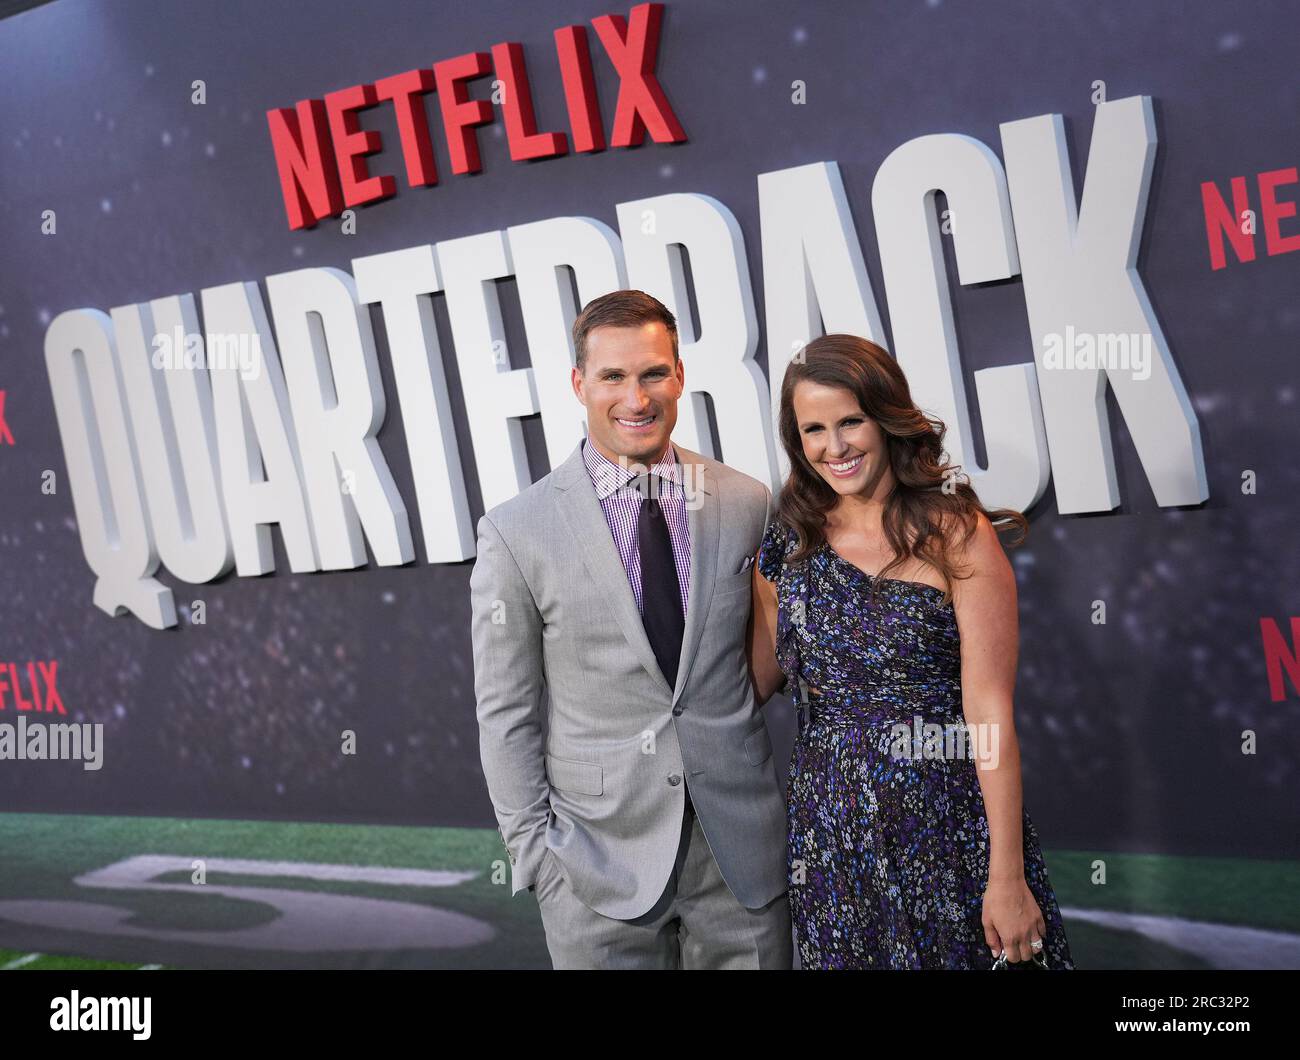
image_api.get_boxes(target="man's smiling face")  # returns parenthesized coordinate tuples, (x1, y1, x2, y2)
(571, 321, 683, 467)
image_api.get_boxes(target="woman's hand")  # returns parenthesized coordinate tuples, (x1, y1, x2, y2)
(982, 876, 1046, 964)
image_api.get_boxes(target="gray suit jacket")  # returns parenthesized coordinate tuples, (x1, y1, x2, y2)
(470, 439, 787, 920)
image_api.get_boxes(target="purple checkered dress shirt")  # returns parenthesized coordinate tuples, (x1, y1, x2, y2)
(581, 438, 691, 617)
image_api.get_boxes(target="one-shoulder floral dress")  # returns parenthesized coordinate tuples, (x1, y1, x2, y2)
(757, 519, 1074, 970)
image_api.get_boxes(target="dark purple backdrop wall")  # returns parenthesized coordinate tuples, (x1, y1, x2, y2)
(1, 0, 1296, 858)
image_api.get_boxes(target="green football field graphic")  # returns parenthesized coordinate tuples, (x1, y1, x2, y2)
(0, 813, 1295, 969)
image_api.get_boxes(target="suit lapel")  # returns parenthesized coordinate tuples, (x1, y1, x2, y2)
(672, 446, 718, 706)
(553, 440, 719, 704)
(555, 441, 672, 698)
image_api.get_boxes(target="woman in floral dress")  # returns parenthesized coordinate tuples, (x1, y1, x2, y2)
(748, 334, 1074, 970)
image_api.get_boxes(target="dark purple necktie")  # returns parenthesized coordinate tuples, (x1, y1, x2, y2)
(636, 475, 684, 689)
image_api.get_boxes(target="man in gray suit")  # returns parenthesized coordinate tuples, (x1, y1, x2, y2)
(470, 289, 790, 969)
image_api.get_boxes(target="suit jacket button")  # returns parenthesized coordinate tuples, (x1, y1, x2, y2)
(668, 773, 682, 786)
(672, 706, 683, 716)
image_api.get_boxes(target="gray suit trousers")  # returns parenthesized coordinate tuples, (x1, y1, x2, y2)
(532, 794, 792, 969)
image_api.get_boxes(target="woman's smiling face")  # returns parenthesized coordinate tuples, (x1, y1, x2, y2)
(792, 380, 890, 498)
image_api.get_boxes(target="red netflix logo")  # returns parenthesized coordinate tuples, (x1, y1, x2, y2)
(267, 2, 687, 230)
(0, 390, 13, 446)
(1200, 166, 1300, 269)
(1260, 617, 1300, 702)
(0, 661, 65, 714)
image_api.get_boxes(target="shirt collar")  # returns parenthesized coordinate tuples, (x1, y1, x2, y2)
(582, 437, 683, 500)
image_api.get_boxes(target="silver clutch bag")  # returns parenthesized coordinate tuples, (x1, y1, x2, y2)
(991, 948, 1048, 970)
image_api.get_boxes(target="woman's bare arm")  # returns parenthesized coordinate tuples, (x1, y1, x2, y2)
(951, 511, 1046, 961)
(747, 558, 787, 706)
(952, 512, 1024, 880)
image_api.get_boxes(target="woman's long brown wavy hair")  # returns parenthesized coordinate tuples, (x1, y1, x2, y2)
(775, 334, 1028, 606)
